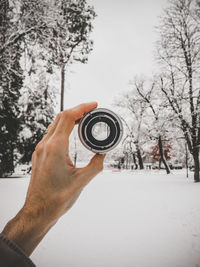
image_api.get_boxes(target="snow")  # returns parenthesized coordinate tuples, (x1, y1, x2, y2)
(0, 170, 200, 267)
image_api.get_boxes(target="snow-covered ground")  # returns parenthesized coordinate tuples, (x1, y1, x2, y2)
(0, 170, 200, 267)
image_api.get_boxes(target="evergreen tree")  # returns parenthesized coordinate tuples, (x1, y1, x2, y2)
(18, 69, 55, 164)
(0, 0, 96, 175)
(0, 0, 23, 177)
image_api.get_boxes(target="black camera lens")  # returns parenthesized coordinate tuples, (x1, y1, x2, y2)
(78, 108, 123, 153)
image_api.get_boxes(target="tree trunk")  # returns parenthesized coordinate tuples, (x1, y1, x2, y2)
(185, 142, 189, 178)
(136, 144, 144, 169)
(193, 148, 200, 182)
(159, 159, 161, 169)
(124, 153, 128, 169)
(60, 64, 65, 112)
(10, 144, 14, 176)
(158, 136, 170, 174)
(132, 153, 138, 170)
(44, 85, 48, 101)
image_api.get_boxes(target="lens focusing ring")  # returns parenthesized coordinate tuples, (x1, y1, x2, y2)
(78, 108, 123, 153)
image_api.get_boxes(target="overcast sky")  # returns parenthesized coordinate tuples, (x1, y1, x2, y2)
(64, 0, 168, 109)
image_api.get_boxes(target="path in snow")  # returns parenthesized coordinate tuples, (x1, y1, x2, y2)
(0, 170, 200, 267)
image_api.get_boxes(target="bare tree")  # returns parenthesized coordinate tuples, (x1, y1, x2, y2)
(133, 77, 171, 174)
(121, 119, 143, 170)
(115, 90, 149, 170)
(157, 0, 200, 182)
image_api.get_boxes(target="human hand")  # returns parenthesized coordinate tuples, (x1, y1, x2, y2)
(26, 101, 105, 220)
(2, 102, 106, 255)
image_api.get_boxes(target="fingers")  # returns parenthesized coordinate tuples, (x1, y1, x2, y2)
(77, 154, 106, 186)
(37, 102, 97, 155)
(42, 113, 62, 142)
(71, 102, 98, 121)
(54, 102, 98, 138)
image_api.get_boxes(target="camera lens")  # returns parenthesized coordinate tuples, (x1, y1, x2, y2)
(78, 108, 123, 153)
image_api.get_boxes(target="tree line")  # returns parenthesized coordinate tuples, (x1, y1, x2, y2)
(116, 0, 200, 182)
(0, 0, 95, 177)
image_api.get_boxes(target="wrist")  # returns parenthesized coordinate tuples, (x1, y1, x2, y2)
(2, 206, 57, 256)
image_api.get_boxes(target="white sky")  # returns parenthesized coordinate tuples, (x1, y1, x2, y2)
(64, 0, 168, 110)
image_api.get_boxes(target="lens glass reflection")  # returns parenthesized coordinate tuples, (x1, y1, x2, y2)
(92, 122, 110, 141)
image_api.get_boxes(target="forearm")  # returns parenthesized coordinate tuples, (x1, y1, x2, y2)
(1, 206, 57, 256)
(1, 102, 104, 260)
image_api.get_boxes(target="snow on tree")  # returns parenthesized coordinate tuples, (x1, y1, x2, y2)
(156, 0, 200, 182)
(0, 0, 23, 177)
(115, 86, 151, 170)
(16, 0, 96, 111)
(0, 0, 96, 174)
(132, 76, 173, 174)
(18, 63, 56, 164)
(115, 74, 189, 173)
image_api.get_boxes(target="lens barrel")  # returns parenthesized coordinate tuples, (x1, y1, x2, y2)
(78, 108, 123, 153)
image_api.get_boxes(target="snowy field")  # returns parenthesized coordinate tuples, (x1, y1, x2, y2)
(0, 170, 200, 267)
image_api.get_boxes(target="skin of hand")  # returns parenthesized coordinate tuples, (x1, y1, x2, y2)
(1, 102, 106, 256)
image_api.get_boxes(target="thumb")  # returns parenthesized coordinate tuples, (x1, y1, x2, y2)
(79, 153, 106, 185)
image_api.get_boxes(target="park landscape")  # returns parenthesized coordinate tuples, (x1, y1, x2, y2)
(1, 0, 200, 266)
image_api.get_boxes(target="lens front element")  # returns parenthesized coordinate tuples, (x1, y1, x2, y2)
(92, 122, 110, 141)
